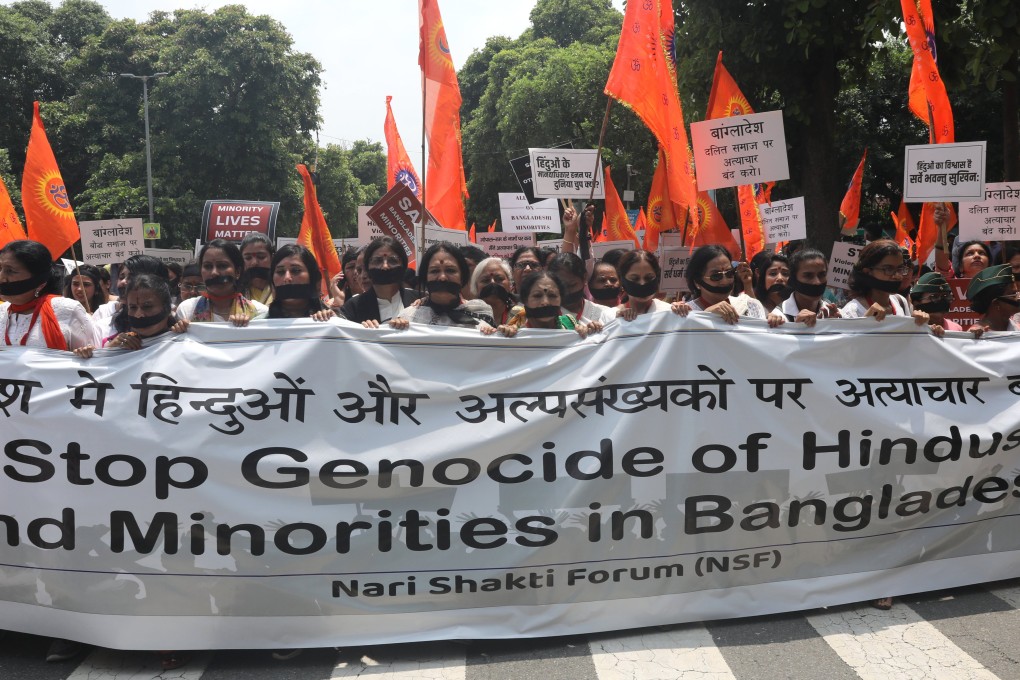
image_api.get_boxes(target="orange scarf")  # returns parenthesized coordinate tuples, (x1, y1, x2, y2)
(5, 295, 68, 350)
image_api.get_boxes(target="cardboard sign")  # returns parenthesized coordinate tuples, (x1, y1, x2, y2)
(357, 205, 384, 242)
(760, 197, 807, 243)
(658, 246, 693, 296)
(528, 148, 605, 199)
(690, 110, 790, 191)
(509, 141, 572, 204)
(591, 240, 635, 260)
(79, 218, 144, 264)
(202, 200, 280, 243)
(903, 142, 986, 202)
(497, 193, 561, 234)
(475, 232, 536, 260)
(366, 183, 440, 266)
(826, 241, 863, 291)
(958, 182, 1020, 240)
(144, 248, 193, 267)
(943, 277, 980, 329)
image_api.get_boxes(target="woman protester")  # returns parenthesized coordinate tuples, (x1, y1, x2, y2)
(508, 246, 544, 293)
(840, 239, 929, 326)
(239, 232, 275, 305)
(498, 271, 601, 338)
(178, 262, 204, 302)
(910, 272, 961, 332)
(614, 250, 692, 321)
(176, 239, 268, 326)
(339, 237, 419, 327)
(268, 244, 335, 321)
(0, 240, 97, 351)
(74, 274, 184, 358)
(470, 256, 521, 325)
(396, 242, 495, 332)
(965, 264, 1020, 334)
(548, 252, 616, 324)
(751, 252, 791, 316)
(781, 248, 840, 326)
(93, 254, 169, 337)
(588, 259, 622, 307)
(63, 264, 105, 315)
(685, 245, 778, 325)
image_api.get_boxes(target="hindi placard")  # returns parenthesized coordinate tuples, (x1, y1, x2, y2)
(903, 142, 986, 202)
(658, 246, 693, 297)
(476, 232, 536, 260)
(79, 218, 144, 264)
(144, 248, 193, 267)
(528, 148, 605, 199)
(760, 197, 807, 243)
(690, 110, 790, 191)
(958, 182, 1020, 240)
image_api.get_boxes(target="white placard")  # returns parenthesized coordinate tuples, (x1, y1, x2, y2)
(539, 238, 563, 252)
(194, 238, 202, 260)
(903, 141, 986, 202)
(660, 232, 685, 248)
(658, 246, 692, 296)
(144, 248, 194, 266)
(276, 237, 362, 253)
(957, 182, 1020, 240)
(759, 197, 807, 243)
(78, 218, 145, 264)
(358, 205, 384, 242)
(591, 240, 635, 260)
(826, 241, 864, 291)
(60, 258, 85, 274)
(528, 148, 606, 199)
(690, 110, 790, 191)
(497, 193, 561, 233)
(475, 232, 536, 261)
(414, 223, 470, 250)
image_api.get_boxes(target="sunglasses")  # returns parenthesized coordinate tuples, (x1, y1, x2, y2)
(705, 270, 735, 282)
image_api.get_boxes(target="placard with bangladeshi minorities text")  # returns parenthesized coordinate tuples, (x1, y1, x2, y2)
(957, 182, 1020, 240)
(144, 248, 194, 267)
(475, 232, 536, 261)
(498, 193, 562, 234)
(826, 241, 864, 291)
(759, 197, 806, 243)
(658, 246, 692, 297)
(903, 141, 986, 202)
(79, 218, 144, 264)
(689, 110, 790, 191)
(528, 148, 605, 199)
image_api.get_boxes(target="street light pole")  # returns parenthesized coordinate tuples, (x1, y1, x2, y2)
(120, 72, 168, 244)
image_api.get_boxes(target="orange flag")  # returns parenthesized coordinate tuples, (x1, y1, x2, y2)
(419, 0, 467, 229)
(704, 52, 770, 259)
(891, 199, 916, 251)
(22, 102, 79, 258)
(645, 147, 676, 248)
(0, 175, 27, 249)
(487, 219, 496, 232)
(690, 192, 739, 259)
(469, 223, 476, 243)
(635, 208, 653, 251)
(901, 0, 954, 143)
(603, 167, 640, 248)
(296, 164, 342, 295)
(384, 96, 422, 199)
(605, 0, 699, 233)
(838, 149, 868, 235)
(916, 201, 957, 266)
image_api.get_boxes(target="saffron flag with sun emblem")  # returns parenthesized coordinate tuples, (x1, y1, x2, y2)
(645, 147, 677, 251)
(690, 192, 739, 259)
(605, 0, 699, 234)
(419, 0, 468, 229)
(838, 149, 867, 235)
(0, 175, 27, 249)
(603, 167, 640, 249)
(296, 164, 342, 296)
(384, 96, 422, 200)
(22, 102, 78, 258)
(892, 199, 916, 252)
(901, 0, 954, 143)
(916, 201, 957, 267)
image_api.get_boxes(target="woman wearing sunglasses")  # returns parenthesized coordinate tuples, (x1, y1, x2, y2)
(841, 240, 928, 325)
(685, 245, 777, 325)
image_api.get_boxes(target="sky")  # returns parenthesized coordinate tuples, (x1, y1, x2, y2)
(27, 0, 625, 153)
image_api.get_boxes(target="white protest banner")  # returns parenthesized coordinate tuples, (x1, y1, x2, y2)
(759, 197, 806, 243)
(476, 232, 536, 260)
(690, 110, 790, 191)
(958, 182, 1020, 240)
(1, 316, 1018, 651)
(903, 141, 986, 202)
(498, 193, 561, 234)
(358, 205, 384, 242)
(827, 241, 863, 290)
(78, 218, 144, 264)
(144, 248, 193, 267)
(529, 148, 606, 199)
(591, 240, 635, 260)
(658, 246, 692, 296)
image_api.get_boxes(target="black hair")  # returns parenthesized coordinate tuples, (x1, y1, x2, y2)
(62, 263, 105, 312)
(788, 248, 827, 280)
(364, 236, 409, 272)
(519, 270, 565, 303)
(112, 273, 172, 333)
(509, 246, 543, 269)
(600, 248, 628, 270)
(618, 250, 661, 281)
(124, 253, 169, 280)
(588, 259, 619, 289)
(267, 244, 327, 318)
(419, 242, 470, 292)
(848, 239, 903, 295)
(459, 245, 488, 267)
(198, 239, 245, 279)
(686, 245, 731, 296)
(537, 246, 558, 266)
(751, 252, 789, 301)
(547, 252, 586, 284)
(0, 239, 61, 295)
(182, 261, 200, 279)
(239, 232, 275, 258)
(166, 262, 183, 280)
(953, 240, 994, 275)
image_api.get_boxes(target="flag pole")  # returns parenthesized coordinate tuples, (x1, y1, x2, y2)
(420, 69, 427, 262)
(583, 98, 613, 261)
(733, 188, 747, 260)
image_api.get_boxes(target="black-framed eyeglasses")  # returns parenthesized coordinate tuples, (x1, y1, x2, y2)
(180, 284, 206, 293)
(705, 270, 735, 282)
(869, 265, 911, 277)
(514, 261, 542, 271)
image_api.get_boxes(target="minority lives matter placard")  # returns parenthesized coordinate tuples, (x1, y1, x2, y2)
(903, 141, 986, 202)
(528, 148, 605, 199)
(689, 110, 790, 191)
(958, 182, 1020, 240)
(79, 218, 144, 264)
(3, 317, 1020, 649)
